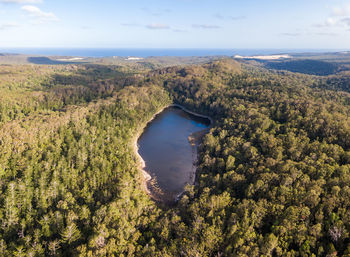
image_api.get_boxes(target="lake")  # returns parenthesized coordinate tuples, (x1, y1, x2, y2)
(138, 106, 211, 201)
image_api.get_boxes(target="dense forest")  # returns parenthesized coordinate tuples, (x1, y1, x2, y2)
(1, 58, 350, 256)
(264, 59, 341, 76)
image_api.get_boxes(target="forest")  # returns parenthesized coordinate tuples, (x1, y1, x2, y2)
(1, 57, 350, 256)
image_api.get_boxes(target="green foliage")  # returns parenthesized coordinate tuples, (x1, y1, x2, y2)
(140, 59, 350, 256)
(266, 59, 340, 76)
(61, 223, 81, 244)
(1, 58, 350, 256)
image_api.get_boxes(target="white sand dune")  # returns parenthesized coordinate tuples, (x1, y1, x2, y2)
(234, 54, 291, 60)
(125, 57, 144, 61)
(56, 57, 84, 61)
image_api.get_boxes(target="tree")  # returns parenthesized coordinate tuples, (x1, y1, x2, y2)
(61, 223, 81, 245)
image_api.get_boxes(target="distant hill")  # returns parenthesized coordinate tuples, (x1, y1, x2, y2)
(265, 59, 341, 75)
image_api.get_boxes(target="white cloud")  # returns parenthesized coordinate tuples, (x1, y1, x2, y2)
(0, 0, 42, 3)
(192, 24, 221, 29)
(146, 23, 170, 30)
(121, 23, 141, 27)
(342, 18, 350, 26)
(332, 5, 350, 17)
(172, 28, 187, 33)
(214, 13, 224, 19)
(21, 5, 58, 22)
(214, 13, 245, 21)
(314, 32, 338, 36)
(315, 17, 338, 27)
(231, 16, 246, 21)
(326, 17, 337, 26)
(0, 22, 18, 30)
(280, 32, 302, 37)
(314, 4, 350, 29)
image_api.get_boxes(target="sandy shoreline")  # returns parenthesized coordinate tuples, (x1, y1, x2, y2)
(131, 105, 167, 195)
(131, 104, 213, 201)
(171, 104, 214, 124)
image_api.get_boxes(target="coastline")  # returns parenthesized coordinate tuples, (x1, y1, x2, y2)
(131, 103, 213, 202)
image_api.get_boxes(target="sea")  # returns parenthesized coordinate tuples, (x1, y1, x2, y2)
(0, 48, 342, 58)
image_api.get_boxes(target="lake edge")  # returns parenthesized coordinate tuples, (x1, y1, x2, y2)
(134, 104, 212, 203)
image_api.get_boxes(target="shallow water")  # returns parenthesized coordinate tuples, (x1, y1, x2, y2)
(138, 106, 210, 199)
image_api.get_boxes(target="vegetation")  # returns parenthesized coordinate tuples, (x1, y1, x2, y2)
(1, 56, 350, 256)
(264, 59, 340, 75)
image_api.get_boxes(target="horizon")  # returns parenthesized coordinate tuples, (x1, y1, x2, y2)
(1, 47, 349, 58)
(1, 0, 350, 49)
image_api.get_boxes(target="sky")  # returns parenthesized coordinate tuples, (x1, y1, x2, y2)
(0, 0, 350, 49)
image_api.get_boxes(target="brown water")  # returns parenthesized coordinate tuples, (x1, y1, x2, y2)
(138, 106, 210, 200)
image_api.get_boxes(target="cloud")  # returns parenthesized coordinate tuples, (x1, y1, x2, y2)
(314, 5, 350, 29)
(192, 24, 221, 29)
(21, 5, 58, 22)
(315, 16, 350, 29)
(231, 16, 246, 20)
(214, 13, 225, 19)
(0, 22, 18, 30)
(280, 31, 339, 37)
(341, 18, 350, 26)
(123, 22, 186, 32)
(0, 0, 42, 3)
(280, 32, 302, 37)
(121, 23, 141, 27)
(146, 23, 170, 30)
(325, 17, 337, 26)
(314, 32, 338, 36)
(172, 28, 187, 33)
(332, 5, 350, 17)
(308, 4, 350, 33)
(214, 13, 245, 21)
(314, 17, 338, 27)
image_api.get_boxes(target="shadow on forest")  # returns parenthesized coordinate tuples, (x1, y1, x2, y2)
(27, 57, 86, 65)
(263, 59, 341, 76)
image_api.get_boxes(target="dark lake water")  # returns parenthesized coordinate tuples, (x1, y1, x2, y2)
(138, 106, 210, 200)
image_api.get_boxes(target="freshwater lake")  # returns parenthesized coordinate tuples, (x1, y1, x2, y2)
(138, 106, 210, 201)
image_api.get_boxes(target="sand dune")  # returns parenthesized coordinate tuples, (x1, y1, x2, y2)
(234, 54, 291, 60)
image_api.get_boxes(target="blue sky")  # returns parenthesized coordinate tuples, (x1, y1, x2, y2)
(0, 0, 350, 48)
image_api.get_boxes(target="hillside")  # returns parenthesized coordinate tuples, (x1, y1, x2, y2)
(0, 58, 350, 256)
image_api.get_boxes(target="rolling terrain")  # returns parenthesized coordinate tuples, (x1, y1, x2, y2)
(0, 53, 350, 256)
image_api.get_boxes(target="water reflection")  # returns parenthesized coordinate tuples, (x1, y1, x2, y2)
(138, 106, 210, 201)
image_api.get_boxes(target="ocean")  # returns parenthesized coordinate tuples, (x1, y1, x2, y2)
(0, 48, 340, 58)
